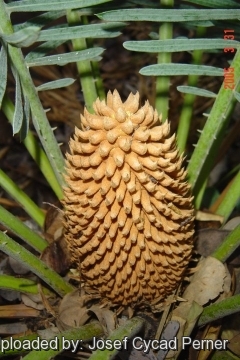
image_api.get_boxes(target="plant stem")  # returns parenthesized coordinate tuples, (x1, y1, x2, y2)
(25, 324, 104, 360)
(211, 223, 240, 263)
(211, 351, 240, 360)
(2, 94, 63, 200)
(0, 169, 45, 227)
(210, 170, 240, 223)
(0, 275, 51, 297)
(0, 0, 64, 187)
(194, 177, 208, 209)
(0, 333, 39, 358)
(0, 275, 39, 294)
(155, 0, 174, 121)
(198, 294, 240, 327)
(66, 10, 102, 113)
(0, 204, 47, 252)
(89, 317, 145, 360)
(91, 55, 105, 100)
(187, 48, 240, 204)
(177, 27, 205, 153)
(0, 231, 74, 297)
(3, 323, 103, 359)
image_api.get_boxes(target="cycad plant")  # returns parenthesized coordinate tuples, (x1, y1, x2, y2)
(0, 0, 240, 359)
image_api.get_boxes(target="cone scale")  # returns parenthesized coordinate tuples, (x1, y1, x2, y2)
(63, 90, 194, 305)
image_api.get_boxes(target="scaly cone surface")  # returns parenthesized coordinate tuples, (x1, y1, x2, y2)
(63, 90, 194, 305)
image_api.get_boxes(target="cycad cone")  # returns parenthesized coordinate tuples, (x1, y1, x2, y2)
(63, 90, 194, 305)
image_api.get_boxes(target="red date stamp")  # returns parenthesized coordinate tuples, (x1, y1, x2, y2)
(223, 29, 235, 89)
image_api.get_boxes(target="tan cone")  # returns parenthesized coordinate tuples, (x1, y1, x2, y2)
(63, 90, 194, 305)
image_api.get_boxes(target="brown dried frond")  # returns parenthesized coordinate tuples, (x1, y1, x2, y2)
(63, 90, 194, 306)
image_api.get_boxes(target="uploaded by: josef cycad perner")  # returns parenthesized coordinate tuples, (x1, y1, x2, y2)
(88, 337, 229, 353)
(0, 336, 229, 354)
